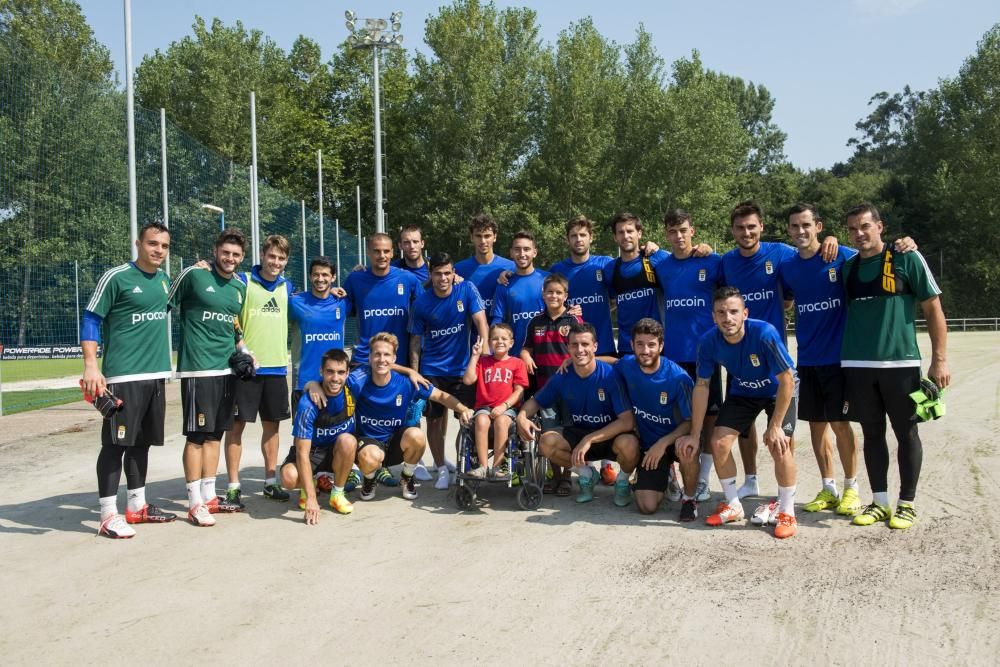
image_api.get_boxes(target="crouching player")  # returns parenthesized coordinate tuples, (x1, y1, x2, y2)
(280, 349, 361, 524)
(614, 319, 698, 520)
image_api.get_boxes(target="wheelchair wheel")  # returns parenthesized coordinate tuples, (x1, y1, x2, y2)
(517, 482, 543, 511)
(455, 484, 476, 511)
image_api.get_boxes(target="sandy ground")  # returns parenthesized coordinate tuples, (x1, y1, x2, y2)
(1, 332, 998, 665)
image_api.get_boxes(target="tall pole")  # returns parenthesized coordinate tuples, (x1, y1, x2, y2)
(356, 185, 363, 265)
(250, 91, 260, 261)
(335, 219, 342, 286)
(74, 260, 81, 345)
(301, 200, 308, 287)
(124, 0, 138, 260)
(317, 149, 325, 255)
(373, 48, 384, 233)
(160, 108, 173, 362)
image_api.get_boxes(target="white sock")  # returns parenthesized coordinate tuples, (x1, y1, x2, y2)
(186, 480, 203, 508)
(822, 478, 837, 495)
(331, 485, 344, 496)
(401, 462, 416, 477)
(99, 495, 118, 520)
(873, 491, 890, 507)
(201, 477, 216, 503)
(126, 486, 145, 513)
(897, 499, 914, 508)
(616, 471, 629, 483)
(699, 453, 713, 482)
(778, 485, 796, 515)
(743, 474, 758, 486)
(681, 493, 694, 501)
(576, 466, 594, 480)
(265, 476, 276, 486)
(721, 476, 739, 502)
(844, 477, 858, 490)
(227, 482, 240, 491)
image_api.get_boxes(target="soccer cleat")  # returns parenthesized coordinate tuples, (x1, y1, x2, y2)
(375, 467, 399, 487)
(401, 473, 418, 500)
(360, 475, 377, 501)
(576, 475, 595, 504)
(98, 514, 136, 539)
(773, 512, 797, 539)
(600, 462, 616, 486)
(329, 492, 354, 515)
(125, 504, 176, 524)
(679, 498, 699, 522)
(345, 469, 362, 493)
(222, 487, 245, 511)
(737, 477, 760, 499)
(836, 487, 863, 516)
(434, 466, 450, 490)
(188, 503, 216, 527)
(665, 466, 682, 502)
(803, 488, 840, 513)
(852, 502, 892, 526)
(694, 479, 712, 502)
(613, 479, 632, 507)
(888, 503, 917, 530)
(751, 499, 779, 526)
(263, 484, 290, 501)
(705, 501, 745, 526)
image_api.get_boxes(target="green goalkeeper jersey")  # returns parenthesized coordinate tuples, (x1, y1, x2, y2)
(168, 265, 246, 377)
(85, 262, 172, 383)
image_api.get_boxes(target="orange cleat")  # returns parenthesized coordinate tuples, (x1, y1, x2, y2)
(773, 512, 797, 539)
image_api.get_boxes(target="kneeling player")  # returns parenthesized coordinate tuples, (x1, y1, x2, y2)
(280, 349, 362, 524)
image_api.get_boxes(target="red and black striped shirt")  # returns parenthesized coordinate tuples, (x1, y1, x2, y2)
(523, 310, 582, 389)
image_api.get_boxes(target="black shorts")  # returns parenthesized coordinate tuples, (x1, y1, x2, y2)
(634, 445, 679, 492)
(678, 361, 723, 416)
(358, 429, 408, 467)
(234, 374, 290, 423)
(281, 444, 336, 474)
(715, 394, 797, 438)
(843, 366, 921, 424)
(181, 375, 236, 439)
(561, 426, 616, 461)
(798, 364, 849, 422)
(424, 376, 474, 419)
(102, 379, 166, 448)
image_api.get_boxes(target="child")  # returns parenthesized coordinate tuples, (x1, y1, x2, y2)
(521, 273, 582, 495)
(463, 323, 529, 480)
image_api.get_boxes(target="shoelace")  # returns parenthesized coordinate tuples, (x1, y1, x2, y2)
(862, 503, 889, 519)
(895, 505, 916, 521)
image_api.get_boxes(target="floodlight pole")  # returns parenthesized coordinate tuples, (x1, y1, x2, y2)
(250, 91, 260, 261)
(372, 47, 383, 233)
(124, 0, 138, 259)
(318, 149, 325, 255)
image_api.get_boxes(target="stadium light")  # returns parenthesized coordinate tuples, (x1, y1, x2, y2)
(202, 203, 225, 231)
(344, 11, 403, 234)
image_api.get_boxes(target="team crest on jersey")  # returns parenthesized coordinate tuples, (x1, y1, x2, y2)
(558, 325, 570, 338)
(198, 413, 206, 427)
(397, 283, 404, 296)
(750, 354, 760, 367)
(535, 327, 546, 337)
(659, 391, 668, 405)
(335, 307, 341, 318)
(456, 299, 464, 313)
(395, 394, 403, 407)
(117, 425, 126, 439)
(828, 267, 838, 283)
(595, 269, 603, 282)
(597, 388, 606, 402)
(698, 269, 706, 282)
(764, 260, 774, 275)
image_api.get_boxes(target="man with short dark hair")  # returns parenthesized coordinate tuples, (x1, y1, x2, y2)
(392, 224, 429, 282)
(455, 213, 516, 314)
(491, 231, 548, 355)
(82, 221, 175, 538)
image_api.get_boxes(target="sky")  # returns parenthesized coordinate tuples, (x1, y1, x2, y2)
(78, 0, 999, 170)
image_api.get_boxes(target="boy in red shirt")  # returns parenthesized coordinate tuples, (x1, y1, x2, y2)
(463, 323, 529, 479)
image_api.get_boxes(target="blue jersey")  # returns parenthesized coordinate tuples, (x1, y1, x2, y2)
(347, 368, 433, 442)
(550, 255, 617, 355)
(603, 250, 667, 353)
(391, 258, 429, 284)
(655, 253, 723, 363)
(779, 246, 857, 366)
(721, 242, 796, 340)
(534, 361, 629, 430)
(291, 390, 355, 446)
(614, 355, 693, 450)
(344, 267, 421, 365)
(491, 269, 548, 355)
(696, 318, 796, 399)
(289, 291, 352, 390)
(454, 254, 516, 314)
(409, 281, 485, 376)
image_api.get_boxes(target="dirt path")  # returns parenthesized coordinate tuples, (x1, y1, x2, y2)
(1, 333, 997, 664)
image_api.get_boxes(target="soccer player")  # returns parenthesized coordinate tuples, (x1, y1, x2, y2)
(516, 322, 638, 507)
(614, 319, 697, 520)
(841, 203, 949, 529)
(169, 228, 249, 525)
(224, 234, 294, 504)
(655, 209, 725, 502)
(343, 232, 422, 367)
(409, 252, 489, 489)
(82, 221, 175, 538)
(289, 256, 351, 409)
(280, 348, 359, 523)
(491, 230, 548, 355)
(677, 287, 799, 539)
(602, 212, 668, 354)
(454, 213, 516, 314)
(392, 224, 429, 283)
(349, 333, 473, 502)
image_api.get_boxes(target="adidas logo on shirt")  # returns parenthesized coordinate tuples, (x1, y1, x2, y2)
(260, 297, 281, 313)
(205, 285, 216, 293)
(132, 286, 143, 293)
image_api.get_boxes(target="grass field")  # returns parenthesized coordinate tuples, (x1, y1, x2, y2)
(0, 387, 81, 415)
(0, 357, 80, 382)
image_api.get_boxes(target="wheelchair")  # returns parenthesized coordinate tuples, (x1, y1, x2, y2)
(454, 417, 546, 511)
